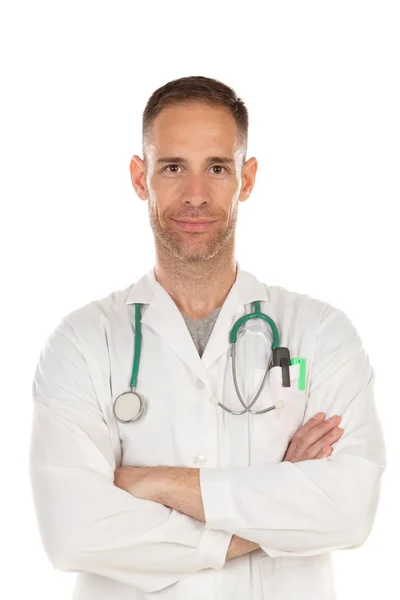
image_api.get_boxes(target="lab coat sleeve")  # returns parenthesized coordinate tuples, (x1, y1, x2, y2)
(29, 319, 232, 593)
(199, 305, 387, 557)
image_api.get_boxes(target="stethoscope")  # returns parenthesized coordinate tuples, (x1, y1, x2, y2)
(112, 301, 291, 423)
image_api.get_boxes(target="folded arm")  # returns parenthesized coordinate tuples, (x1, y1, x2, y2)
(114, 465, 260, 559)
(201, 307, 387, 557)
(29, 319, 233, 594)
(129, 307, 386, 559)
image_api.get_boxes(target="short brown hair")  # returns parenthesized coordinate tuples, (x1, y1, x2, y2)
(142, 75, 248, 163)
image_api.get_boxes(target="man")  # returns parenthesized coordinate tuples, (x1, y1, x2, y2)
(29, 75, 386, 599)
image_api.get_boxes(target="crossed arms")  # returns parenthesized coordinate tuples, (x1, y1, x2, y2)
(113, 465, 259, 560)
(29, 307, 386, 594)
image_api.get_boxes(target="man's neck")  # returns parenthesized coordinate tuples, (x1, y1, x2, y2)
(154, 251, 238, 320)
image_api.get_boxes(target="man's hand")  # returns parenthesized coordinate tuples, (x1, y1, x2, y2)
(284, 412, 343, 463)
(226, 412, 345, 558)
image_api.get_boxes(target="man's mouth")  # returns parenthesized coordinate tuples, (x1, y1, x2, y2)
(172, 219, 217, 231)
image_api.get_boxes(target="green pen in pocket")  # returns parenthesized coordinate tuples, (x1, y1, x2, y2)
(290, 358, 307, 391)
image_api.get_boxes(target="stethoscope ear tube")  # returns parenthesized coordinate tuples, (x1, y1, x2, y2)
(225, 301, 292, 415)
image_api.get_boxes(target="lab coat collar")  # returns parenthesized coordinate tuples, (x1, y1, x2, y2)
(124, 262, 269, 380)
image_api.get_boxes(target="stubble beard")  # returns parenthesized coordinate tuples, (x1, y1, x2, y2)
(148, 203, 238, 263)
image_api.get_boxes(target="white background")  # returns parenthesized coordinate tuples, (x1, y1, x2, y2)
(1, 1, 399, 598)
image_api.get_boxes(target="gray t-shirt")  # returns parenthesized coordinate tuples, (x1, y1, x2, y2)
(181, 307, 221, 357)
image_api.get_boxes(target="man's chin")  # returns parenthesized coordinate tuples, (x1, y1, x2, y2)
(154, 226, 228, 262)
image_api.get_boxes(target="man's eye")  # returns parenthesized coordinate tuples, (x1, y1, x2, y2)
(164, 164, 181, 173)
(211, 165, 226, 174)
(163, 164, 227, 174)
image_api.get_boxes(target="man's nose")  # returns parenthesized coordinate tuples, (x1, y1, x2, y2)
(182, 174, 209, 205)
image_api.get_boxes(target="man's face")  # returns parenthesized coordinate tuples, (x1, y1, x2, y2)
(131, 102, 257, 263)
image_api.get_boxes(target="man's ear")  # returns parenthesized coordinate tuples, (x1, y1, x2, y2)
(130, 155, 148, 201)
(239, 157, 258, 203)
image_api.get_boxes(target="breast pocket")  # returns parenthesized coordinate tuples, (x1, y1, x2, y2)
(250, 363, 308, 458)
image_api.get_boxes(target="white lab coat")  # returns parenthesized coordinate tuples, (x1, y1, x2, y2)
(29, 264, 386, 599)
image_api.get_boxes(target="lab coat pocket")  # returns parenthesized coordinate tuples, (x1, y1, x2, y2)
(250, 363, 307, 458)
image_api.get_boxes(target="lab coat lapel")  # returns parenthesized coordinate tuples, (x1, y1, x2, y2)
(125, 264, 269, 382)
(125, 268, 209, 383)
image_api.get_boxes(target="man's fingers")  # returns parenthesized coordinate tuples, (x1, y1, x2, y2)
(293, 413, 342, 446)
(284, 413, 343, 462)
(301, 412, 326, 432)
(315, 446, 333, 459)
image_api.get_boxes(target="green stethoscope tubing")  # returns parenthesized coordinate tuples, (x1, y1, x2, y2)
(229, 300, 280, 347)
(129, 302, 142, 389)
(127, 301, 283, 417)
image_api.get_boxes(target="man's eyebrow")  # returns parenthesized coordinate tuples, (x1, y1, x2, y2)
(155, 156, 235, 166)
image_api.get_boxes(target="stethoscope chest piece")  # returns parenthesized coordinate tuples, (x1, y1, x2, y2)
(113, 390, 144, 423)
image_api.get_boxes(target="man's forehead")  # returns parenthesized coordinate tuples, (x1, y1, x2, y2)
(151, 103, 238, 139)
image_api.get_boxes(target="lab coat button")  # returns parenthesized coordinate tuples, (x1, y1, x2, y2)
(195, 379, 205, 389)
(209, 395, 219, 405)
(193, 454, 207, 466)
